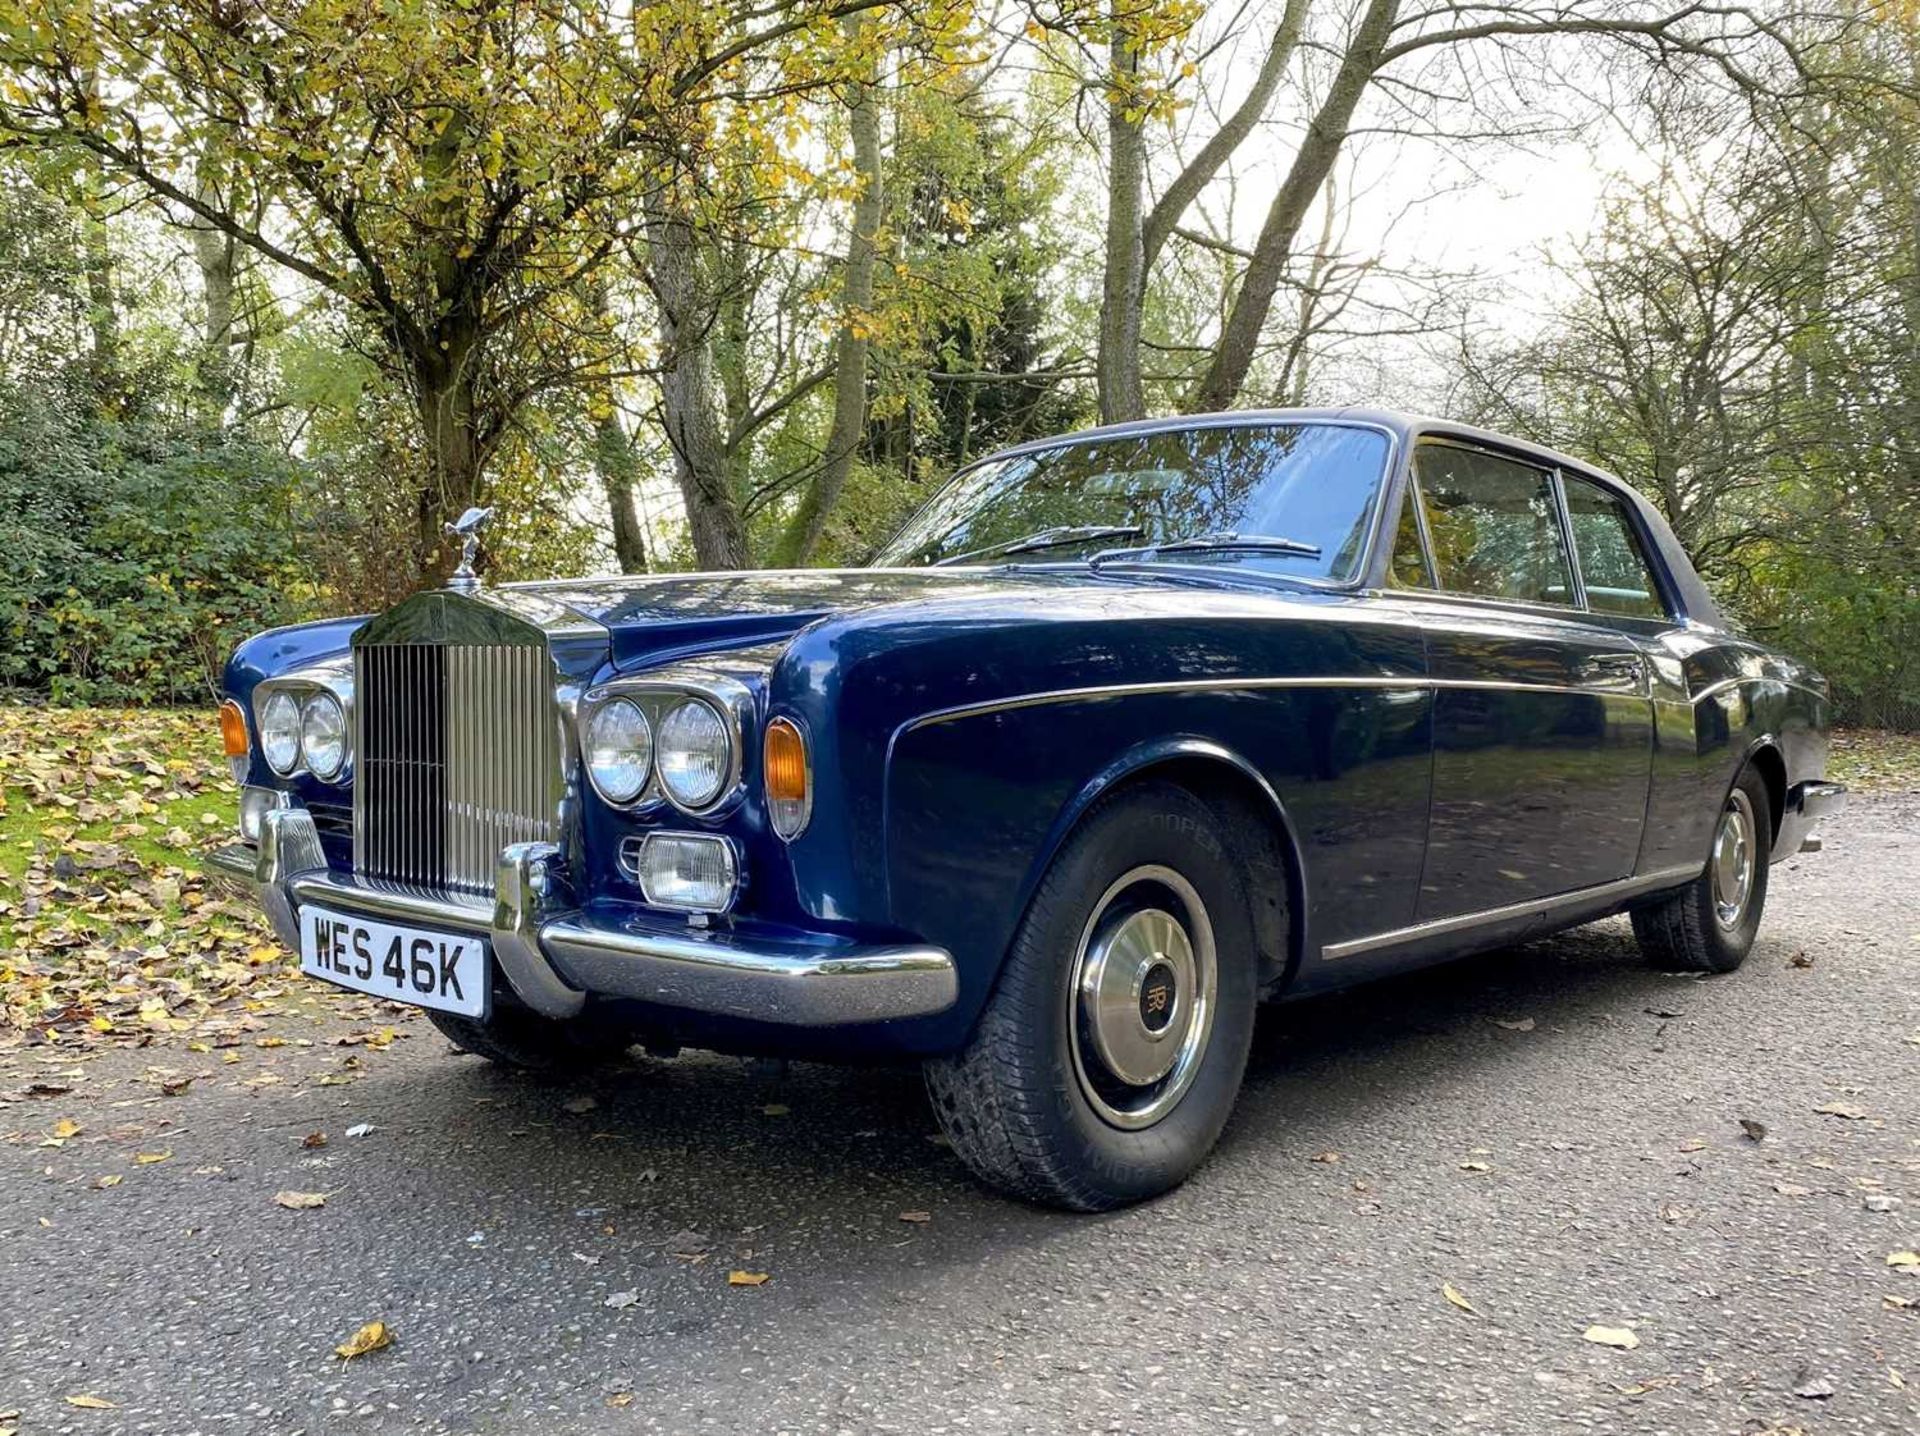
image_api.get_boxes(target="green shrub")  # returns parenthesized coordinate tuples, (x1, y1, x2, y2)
(0, 381, 310, 704)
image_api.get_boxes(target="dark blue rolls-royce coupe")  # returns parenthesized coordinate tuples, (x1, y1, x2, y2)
(206, 408, 1844, 1209)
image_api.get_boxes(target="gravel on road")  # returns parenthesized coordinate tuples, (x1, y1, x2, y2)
(3, 797, 1916, 1434)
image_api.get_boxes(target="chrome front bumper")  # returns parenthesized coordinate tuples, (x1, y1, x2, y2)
(204, 809, 957, 1026)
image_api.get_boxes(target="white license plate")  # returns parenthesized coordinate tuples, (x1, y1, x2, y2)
(299, 905, 489, 1018)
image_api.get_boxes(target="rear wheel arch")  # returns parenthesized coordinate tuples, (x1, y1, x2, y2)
(1743, 740, 1786, 844)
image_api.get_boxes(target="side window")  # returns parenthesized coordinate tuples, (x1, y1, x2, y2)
(1387, 482, 1433, 588)
(1562, 476, 1667, 618)
(1413, 445, 1574, 606)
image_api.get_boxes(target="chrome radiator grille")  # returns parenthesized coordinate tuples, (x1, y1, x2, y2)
(352, 642, 563, 895)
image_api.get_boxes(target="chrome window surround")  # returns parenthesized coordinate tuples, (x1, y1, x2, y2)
(253, 660, 356, 783)
(1393, 438, 1681, 623)
(577, 669, 754, 818)
(618, 831, 743, 915)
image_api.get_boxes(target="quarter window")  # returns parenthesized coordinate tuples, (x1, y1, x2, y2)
(1412, 445, 1575, 606)
(1562, 476, 1667, 618)
(1387, 482, 1433, 589)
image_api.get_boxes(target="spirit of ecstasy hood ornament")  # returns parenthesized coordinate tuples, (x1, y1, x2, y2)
(444, 506, 494, 591)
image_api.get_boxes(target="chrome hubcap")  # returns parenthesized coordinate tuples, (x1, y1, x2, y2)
(1069, 865, 1217, 1131)
(1711, 789, 1756, 930)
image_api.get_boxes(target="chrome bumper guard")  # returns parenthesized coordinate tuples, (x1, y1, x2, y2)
(204, 810, 957, 1027)
(1788, 779, 1847, 853)
(1791, 779, 1847, 823)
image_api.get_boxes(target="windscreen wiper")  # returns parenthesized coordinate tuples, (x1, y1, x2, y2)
(1087, 530, 1323, 570)
(931, 524, 1146, 567)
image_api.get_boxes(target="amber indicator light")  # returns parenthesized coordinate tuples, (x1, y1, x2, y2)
(218, 699, 249, 758)
(764, 718, 808, 802)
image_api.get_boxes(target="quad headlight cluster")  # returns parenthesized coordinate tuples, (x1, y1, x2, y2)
(580, 678, 813, 913)
(582, 693, 735, 813)
(255, 685, 352, 781)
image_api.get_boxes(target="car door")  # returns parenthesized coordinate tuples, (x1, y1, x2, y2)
(1385, 440, 1654, 921)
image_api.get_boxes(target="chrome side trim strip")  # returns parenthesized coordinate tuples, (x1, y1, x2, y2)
(1689, 674, 1832, 707)
(904, 673, 1646, 732)
(1321, 864, 1702, 961)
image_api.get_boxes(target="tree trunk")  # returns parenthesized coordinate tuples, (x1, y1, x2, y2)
(190, 148, 236, 417)
(646, 186, 749, 571)
(407, 315, 490, 582)
(597, 413, 651, 573)
(1185, 0, 1401, 413)
(776, 18, 884, 566)
(585, 282, 649, 573)
(1097, 9, 1148, 424)
(1140, 0, 1311, 271)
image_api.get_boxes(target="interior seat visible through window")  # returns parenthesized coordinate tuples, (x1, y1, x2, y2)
(1412, 445, 1574, 606)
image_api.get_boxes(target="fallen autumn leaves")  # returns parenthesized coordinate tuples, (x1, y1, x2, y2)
(0, 706, 285, 1042)
(0, 705, 426, 1059)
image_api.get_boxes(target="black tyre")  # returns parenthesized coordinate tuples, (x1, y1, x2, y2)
(924, 780, 1262, 1211)
(427, 1006, 632, 1074)
(1632, 763, 1772, 974)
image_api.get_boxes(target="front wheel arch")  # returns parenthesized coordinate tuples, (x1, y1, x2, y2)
(1025, 741, 1305, 997)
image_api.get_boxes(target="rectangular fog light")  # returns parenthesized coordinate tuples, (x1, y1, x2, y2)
(633, 832, 739, 913)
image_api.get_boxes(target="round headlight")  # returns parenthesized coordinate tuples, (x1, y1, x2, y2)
(300, 692, 348, 781)
(260, 691, 302, 775)
(585, 698, 653, 804)
(657, 698, 731, 809)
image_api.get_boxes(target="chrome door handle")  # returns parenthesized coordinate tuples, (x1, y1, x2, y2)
(1577, 653, 1645, 690)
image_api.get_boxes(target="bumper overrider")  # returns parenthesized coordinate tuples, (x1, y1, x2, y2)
(204, 809, 957, 1026)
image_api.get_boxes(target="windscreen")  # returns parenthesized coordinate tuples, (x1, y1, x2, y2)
(873, 422, 1392, 581)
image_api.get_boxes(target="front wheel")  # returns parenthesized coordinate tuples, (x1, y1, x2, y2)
(1632, 763, 1772, 973)
(924, 781, 1261, 1211)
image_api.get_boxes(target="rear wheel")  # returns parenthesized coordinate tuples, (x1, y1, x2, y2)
(1632, 763, 1772, 974)
(924, 781, 1262, 1211)
(427, 1006, 633, 1074)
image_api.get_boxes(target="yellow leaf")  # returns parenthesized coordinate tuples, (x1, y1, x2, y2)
(89, 1016, 113, 1032)
(1888, 1251, 1920, 1269)
(134, 1150, 171, 1165)
(52, 1117, 82, 1139)
(274, 1190, 327, 1210)
(1584, 1325, 1640, 1349)
(728, 1270, 770, 1287)
(1442, 1282, 1477, 1315)
(65, 1393, 116, 1408)
(334, 1320, 393, 1359)
(94, 1174, 122, 1189)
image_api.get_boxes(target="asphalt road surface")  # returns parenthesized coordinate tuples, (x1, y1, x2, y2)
(4, 797, 1917, 1435)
